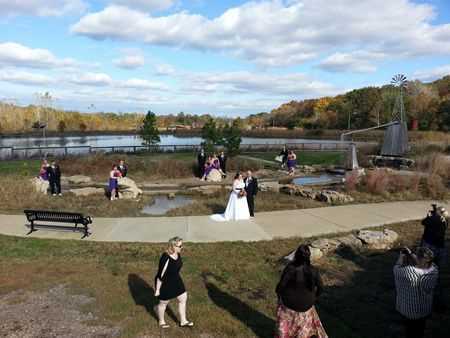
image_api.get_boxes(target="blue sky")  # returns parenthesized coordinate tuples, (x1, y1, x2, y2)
(1, 0, 450, 117)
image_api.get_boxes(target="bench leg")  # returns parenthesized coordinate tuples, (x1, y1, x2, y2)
(81, 224, 89, 239)
(27, 220, 36, 235)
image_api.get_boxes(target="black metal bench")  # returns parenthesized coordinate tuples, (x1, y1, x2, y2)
(24, 210, 92, 239)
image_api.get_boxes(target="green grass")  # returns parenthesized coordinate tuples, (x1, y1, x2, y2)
(0, 221, 449, 337)
(0, 159, 41, 176)
(244, 151, 345, 166)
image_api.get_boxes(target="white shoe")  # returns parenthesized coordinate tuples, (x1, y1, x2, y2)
(58, 193, 63, 196)
(52, 194, 57, 196)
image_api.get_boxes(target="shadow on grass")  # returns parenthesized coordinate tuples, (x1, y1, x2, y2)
(202, 272, 275, 338)
(127, 273, 178, 323)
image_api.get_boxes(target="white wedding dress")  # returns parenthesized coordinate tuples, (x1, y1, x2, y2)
(210, 179, 251, 221)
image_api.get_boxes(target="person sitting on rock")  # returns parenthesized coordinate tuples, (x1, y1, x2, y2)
(109, 165, 122, 201)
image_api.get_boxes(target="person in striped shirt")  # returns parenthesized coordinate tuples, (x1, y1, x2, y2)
(393, 246, 438, 338)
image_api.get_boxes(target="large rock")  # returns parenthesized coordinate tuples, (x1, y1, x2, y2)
(298, 165, 316, 173)
(31, 177, 49, 194)
(206, 169, 222, 182)
(356, 229, 399, 250)
(67, 175, 92, 184)
(70, 187, 104, 197)
(259, 181, 279, 192)
(188, 185, 223, 196)
(118, 177, 143, 199)
(316, 190, 354, 204)
(336, 234, 363, 248)
(311, 238, 341, 253)
(283, 246, 324, 263)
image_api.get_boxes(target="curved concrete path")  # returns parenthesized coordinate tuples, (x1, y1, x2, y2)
(0, 200, 448, 243)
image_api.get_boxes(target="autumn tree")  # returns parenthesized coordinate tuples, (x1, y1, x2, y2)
(58, 120, 67, 133)
(201, 118, 221, 153)
(220, 119, 242, 156)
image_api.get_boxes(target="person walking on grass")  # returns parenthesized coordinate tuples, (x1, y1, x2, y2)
(275, 244, 328, 338)
(393, 247, 438, 338)
(48, 161, 62, 196)
(154, 237, 194, 329)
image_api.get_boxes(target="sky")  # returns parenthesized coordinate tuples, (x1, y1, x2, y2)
(1, 0, 450, 117)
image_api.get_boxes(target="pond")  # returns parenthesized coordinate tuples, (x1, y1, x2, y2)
(293, 174, 344, 186)
(141, 195, 193, 215)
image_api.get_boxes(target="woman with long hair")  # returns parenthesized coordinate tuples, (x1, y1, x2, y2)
(154, 237, 193, 329)
(275, 245, 328, 338)
(108, 165, 121, 201)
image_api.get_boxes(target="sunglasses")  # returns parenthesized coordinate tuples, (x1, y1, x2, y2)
(175, 244, 183, 249)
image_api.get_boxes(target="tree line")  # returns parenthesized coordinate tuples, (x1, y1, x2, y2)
(1, 75, 449, 134)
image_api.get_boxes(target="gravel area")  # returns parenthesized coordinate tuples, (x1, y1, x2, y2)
(0, 285, 120, 338)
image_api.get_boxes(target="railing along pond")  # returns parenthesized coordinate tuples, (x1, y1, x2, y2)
(0, 142, 352, 160)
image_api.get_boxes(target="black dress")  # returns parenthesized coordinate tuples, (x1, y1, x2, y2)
(155, 252, 186, 301)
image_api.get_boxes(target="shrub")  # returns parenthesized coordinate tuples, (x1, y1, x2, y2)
(425, 174, 447, 199)
(344, 171, 359, 191)
(364, 169, 390, 195)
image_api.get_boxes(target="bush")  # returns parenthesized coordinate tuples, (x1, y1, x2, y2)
(425, 174, 447, 199)
(364, 169, 390, 195)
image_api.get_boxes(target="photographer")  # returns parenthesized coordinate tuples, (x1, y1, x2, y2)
(421, 204, 448, 268)
(393, 247, 438, 338)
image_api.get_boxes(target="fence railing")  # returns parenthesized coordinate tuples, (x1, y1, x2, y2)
(0, 142, 352, 160)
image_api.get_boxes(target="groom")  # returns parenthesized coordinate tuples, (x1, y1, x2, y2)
(244, 170, 258, 217)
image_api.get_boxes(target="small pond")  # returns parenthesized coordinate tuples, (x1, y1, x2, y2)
(293, 174, 344, 186)
(141, 195, 193, 215)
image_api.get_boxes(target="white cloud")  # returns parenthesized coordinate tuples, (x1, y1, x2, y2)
(71, 1, 450, 67)
(0, 42, 77, 69)
(318, 51, 384, 73)
(0, 0, 87, 17)
(154, 63, 176, 76)
(113, 52, 145, 69)
(0, 69, 53, 86)
(120, 78, 168, 90)
(413, 65, 450, 82)
(68, 72, 113, 86)
(180, 71, 339, 97)
(111, 0, 174, 12)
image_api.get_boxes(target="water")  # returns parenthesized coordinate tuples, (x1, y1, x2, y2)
(141, 195, 193, 215)
(0, 134, 343, 148)
(293, 174, 344, 186)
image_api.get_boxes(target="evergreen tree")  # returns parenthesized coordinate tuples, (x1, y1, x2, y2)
(201, 117, 221, 153)
(220, 119, 242, 156)
(140, 110, 161, 146)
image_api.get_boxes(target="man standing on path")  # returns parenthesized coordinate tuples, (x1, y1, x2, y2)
(244, 170, 258, 217)
(48, 161, 62, 196)
(219, 151, 227, 175)
(197, 148, 206, 178)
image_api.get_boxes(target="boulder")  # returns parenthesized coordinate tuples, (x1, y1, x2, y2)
(336, 234, 363, 248)
(356, 229, 399, 250)
(206, 169, 222, 182)
(283, 245, 323, 263)
(67, 175, 93, 184)
(188, 185, 223, 196)
(311, 238, 341, 253)
(70, 187, 104, 197)
(118, 177, 143, 199)
(31, 177, 49, 194)
(298, 165, 316, 173)
(259, 181, 280, 192)
(316, 190, 354, 204)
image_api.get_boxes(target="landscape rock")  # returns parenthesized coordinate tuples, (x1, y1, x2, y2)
(311, 238, 341, 253)
(259, 181, 280, 192)
(357, 229, 399, 250)
(336, 234, 363, 248)
(283, 245, 324, 263)
(279, 185, 353, 204)
(30, 177, 49, 194)
(298, 165, 316, 173)
(69, 187, 104, 197)
(206, 169, 222, 182)
(67, 175, 92, 185)
(118, 177, 143, 199)
(188, 185, 223, 196)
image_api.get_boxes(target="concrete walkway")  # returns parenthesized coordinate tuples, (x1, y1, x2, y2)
(0, 200, 448, 243)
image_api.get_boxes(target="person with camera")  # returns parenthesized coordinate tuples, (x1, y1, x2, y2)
(421, 204, 448, 268)
(393, 246, 438, 338)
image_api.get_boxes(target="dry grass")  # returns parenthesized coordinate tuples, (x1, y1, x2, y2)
(0, 176, 152, 217)
(0, 221, 449, 337)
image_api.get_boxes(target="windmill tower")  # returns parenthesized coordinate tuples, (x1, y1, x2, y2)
(380, 74, 409, 157)
(34, 92, 52, 140)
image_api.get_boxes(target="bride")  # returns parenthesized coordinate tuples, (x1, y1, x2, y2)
(211, 173, 250, 221)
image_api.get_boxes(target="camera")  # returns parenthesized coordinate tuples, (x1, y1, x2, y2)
(400, 247, 411, 255)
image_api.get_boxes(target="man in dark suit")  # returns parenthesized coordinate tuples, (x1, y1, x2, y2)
(244, 170, 258, 217)
(219, 151, 227, 174)
(48, 161, 62, 196)
(197, 148, 206, 177)
(118, 159, 128, 178)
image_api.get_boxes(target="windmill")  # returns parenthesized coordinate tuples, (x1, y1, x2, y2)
(390, 74, 408, 122)
(33, 92, 53, 141)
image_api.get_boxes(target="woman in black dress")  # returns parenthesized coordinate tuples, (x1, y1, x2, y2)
(154, 237, 194, 329)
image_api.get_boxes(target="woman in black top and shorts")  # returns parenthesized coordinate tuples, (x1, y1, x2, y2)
(154, 237, 193, 329)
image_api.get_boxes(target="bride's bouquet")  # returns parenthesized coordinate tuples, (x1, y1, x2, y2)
(238, 189, 247, 198)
